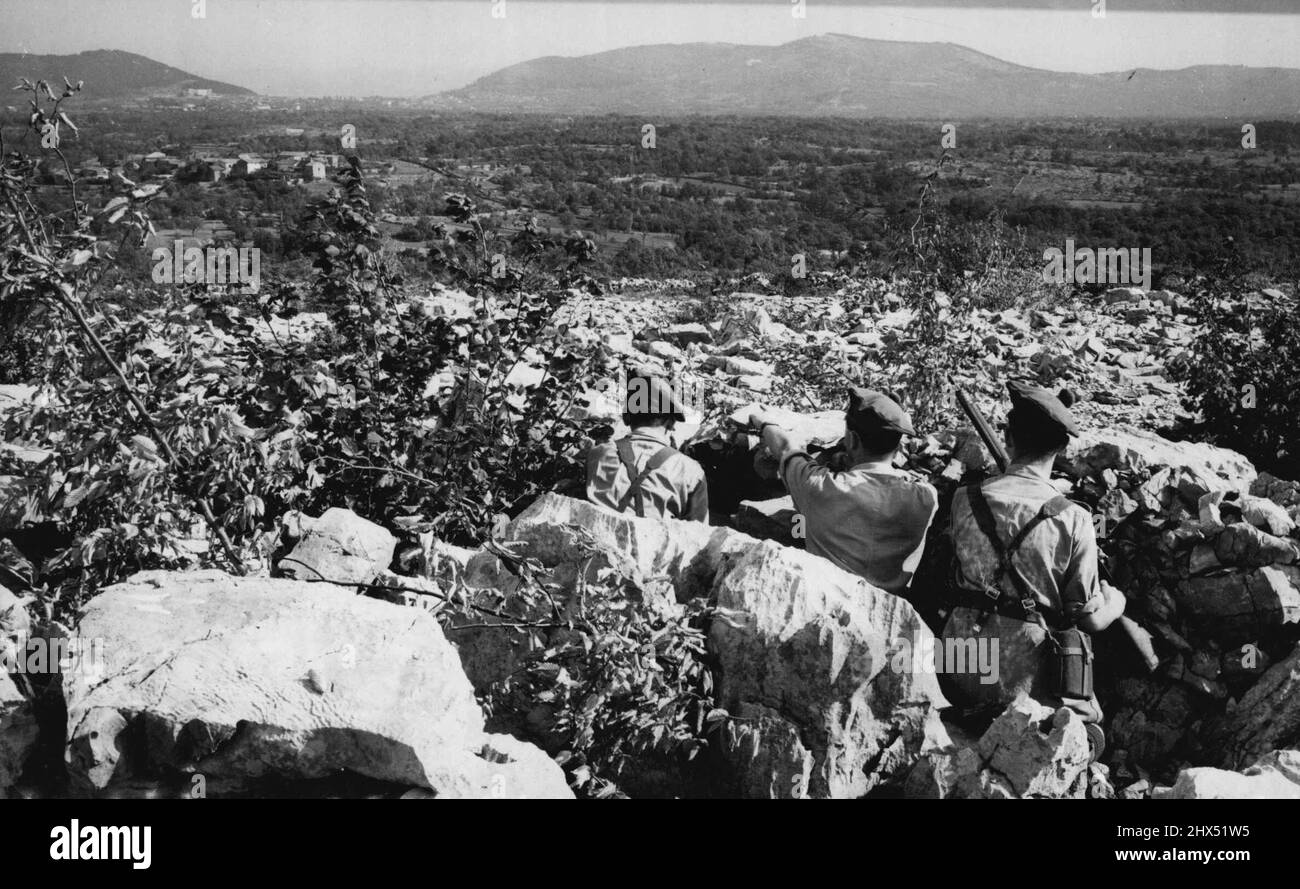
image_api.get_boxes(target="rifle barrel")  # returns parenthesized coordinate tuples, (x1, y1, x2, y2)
(956, 390, 1009, 472)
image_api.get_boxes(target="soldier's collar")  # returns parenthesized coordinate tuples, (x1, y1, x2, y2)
(1005, 461, 1055, 483)
(849, 457, 898, 474)
(628, 427, 671, 445)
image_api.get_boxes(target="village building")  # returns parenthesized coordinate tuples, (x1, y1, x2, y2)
(184, 158, 234, 183)
(139, 151, 183, 177)
(298, 159, 329, 181)
(232, 154, 267, 177)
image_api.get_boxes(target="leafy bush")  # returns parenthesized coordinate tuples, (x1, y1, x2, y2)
(3, 80, 728, 800)
(2, 90, 608, 615)
(440, 539, 718, 798)
(1170, 280, 1300, 478)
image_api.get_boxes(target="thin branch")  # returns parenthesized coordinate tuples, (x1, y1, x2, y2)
(277, 557, 570, 630)
(3, 189, 245, 574)
(314, 454, 439, 488)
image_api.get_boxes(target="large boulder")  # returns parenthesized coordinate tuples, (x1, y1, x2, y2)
(709, 541, 950, 798)
(61, 569, 571, 798)
(1154, 750, 1300, 799)
(973, 697, 1091, 798)
(278, 507, 396, 584)
(441, 494, 758, 694)
(1176, 565, 1300, 646)
(497, 493, 757, 604)
(1188, 523, 1300, 573)
(1201, 643, 1300, 771)
(906, 696, 1092, 799)
(1062, 426, 1256, 493)
(1107, 676, 1207, 774)
(0, 672, 37, 798)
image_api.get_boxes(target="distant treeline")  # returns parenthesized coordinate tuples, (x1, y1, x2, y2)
(10, 109, 1300, 281)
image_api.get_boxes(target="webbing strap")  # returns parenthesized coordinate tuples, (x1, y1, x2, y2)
(614, 439, 676, 517)
(964, 483, 1070, 628)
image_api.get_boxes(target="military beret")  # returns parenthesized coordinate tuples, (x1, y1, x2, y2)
(1007, 380, 1080, 438)
(846, 387, 916, 437)
(624, 374, 686, 422)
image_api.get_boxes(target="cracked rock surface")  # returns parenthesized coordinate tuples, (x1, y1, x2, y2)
(709, 539, 950, 798)
(61, 569, 571, 798)
(905, 696, 1091, 799)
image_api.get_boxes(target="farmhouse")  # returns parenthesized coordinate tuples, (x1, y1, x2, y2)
(232, 154, 268, 177)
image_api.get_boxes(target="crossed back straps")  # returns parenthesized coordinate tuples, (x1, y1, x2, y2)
(613, 438, 678, 518)
(961, 481, 1073, 628)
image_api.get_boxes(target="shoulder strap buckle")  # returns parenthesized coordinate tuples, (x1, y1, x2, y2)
(963, 481, 1067, 622)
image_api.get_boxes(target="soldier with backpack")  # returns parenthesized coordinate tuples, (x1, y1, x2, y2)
(585, 374, 710, 522)
(939, 381, 1127, 743)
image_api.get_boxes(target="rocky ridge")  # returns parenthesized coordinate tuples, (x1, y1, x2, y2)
(3, 278, 1299, 798)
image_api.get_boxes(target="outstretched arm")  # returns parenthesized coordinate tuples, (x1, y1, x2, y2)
(733, 408, 801, 461)
(756, 415, 801, 463)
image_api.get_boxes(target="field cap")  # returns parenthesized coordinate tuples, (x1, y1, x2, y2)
(1007, 380, 1080, 437)
(847, 387, 916, 436)
(625, 374, 686, 422)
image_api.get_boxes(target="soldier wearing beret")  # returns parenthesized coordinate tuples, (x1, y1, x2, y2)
(747, 388, 939, 598)
(586, 374, 710, 522)
(939, 381, 1127, 728)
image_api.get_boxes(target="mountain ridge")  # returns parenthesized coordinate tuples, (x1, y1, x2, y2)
(430, 34, 1300, 118)
(0, 50, 254, 99)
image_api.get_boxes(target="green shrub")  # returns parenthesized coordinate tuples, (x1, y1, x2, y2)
(1170, 282, 1300, 478)
(2, 89, 607, 615)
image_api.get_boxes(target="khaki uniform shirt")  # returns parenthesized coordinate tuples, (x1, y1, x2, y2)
(779, 452, 938, 597)
(586, 429, 709, 522)
(941, 464, 1104, 717)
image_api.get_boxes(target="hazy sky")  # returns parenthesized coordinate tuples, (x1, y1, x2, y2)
(1, 0, 1298, 97)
